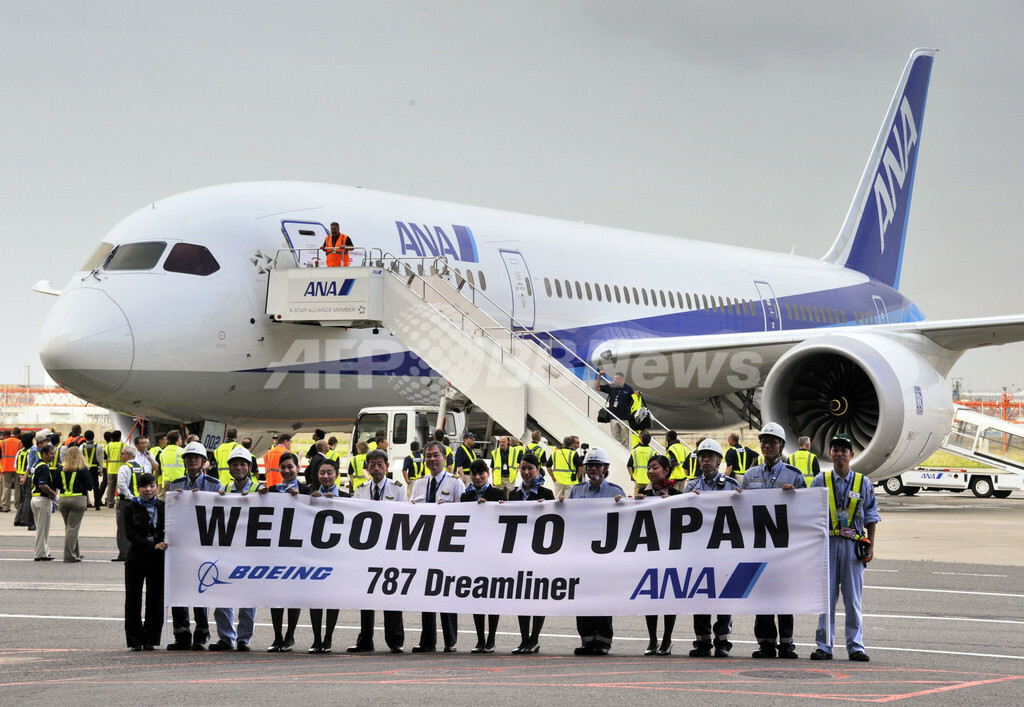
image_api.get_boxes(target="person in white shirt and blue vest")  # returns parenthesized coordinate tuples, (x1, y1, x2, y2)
(810, 432, 879, 662)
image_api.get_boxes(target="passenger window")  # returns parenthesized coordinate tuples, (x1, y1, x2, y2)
(104, 241, 166, 271)
(604, 284, 612, 302)
(478, 271, 487, 291)
(554, 279, 563, 297)
(614, 285, 621, 303)
(544, 278, 552, 297)
(632, 287, 640, 305)
(81, 242, 114, 271)
(642, 289, 649, 306)
(623, 287, 630, 304)
(574, 281, 582, 299)
(686, 293, 693, 309)
(585, 282, 593, 300)
(594, 283, 602, 302)
(467, 270, 476, 288)
(565, 280, 573, 299)
(668, 291, 675, 308)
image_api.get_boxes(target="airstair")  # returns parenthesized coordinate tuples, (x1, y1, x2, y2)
(265, 254, 672, 488)
(941, 406, 1024, 474)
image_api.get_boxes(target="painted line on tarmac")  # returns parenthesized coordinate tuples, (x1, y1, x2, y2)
(932, 571, 1008, 578)
(867, 585, 1024, 598)
(862, 612, 1024, 625)
(0, 582, 122, 592)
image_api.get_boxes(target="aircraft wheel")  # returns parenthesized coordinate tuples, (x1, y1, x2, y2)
(883, 477, 904, 495)
(970, 476, 994, 498)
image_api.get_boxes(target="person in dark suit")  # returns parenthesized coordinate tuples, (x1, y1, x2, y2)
(460, 459, 507, 653)
(123, 473, 167, 650)
(637, 455, 680, 655)
(258, 452, 310, 651)
(506, 453, 554, 653)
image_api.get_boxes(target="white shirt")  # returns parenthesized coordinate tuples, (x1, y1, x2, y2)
(411, 471, 465, 504)
(353, 478, 407, 502)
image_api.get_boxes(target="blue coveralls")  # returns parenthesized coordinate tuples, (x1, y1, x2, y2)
(741, 459, 807, 652)
(684, 472, 741, 653)
(213, 478, 259, 647)
(810, 469, 881, 656)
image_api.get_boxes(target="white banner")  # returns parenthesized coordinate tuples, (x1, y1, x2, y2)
(164, 489, 829, 616)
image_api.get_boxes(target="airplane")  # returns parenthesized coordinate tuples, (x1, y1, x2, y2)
(37, 48, 1024, 479)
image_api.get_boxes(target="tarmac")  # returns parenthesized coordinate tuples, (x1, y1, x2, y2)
(1, 490, 1022, 704)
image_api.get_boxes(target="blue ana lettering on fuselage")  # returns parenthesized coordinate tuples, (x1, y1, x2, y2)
(303, 279, 354, 297)
(396, 222, 479, 263)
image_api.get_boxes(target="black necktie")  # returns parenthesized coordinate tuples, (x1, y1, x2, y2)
(428, 477, 437, 503)
(373, 484, 381, 501)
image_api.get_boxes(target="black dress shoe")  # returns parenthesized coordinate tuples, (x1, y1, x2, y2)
(592, 646, 609, 656)
(713, 648, 729, 658)
(574, 644, 595, 656)
(208, 641, 232, 651)
(849, 651, 870, 662)
(471, 642, 486, 654)
(689, 646, 711, 657)
(280, 637, 294, 652)
(644, 640, 658, 656)
(511, 642, 527, 654)
(346, 644, 373, 653)
(751, 645, 777, 659)
(810, 649, 833, 660)
(266, 641, 283, 653)
(777, 647, 798, 659)
(443, 645, 457, 653)
(34, 556, 53, 561)
(236, 642, 250, 652)
(130, 645, 143, 651)
(389, 647, 404, 654)
(523, 643, 539, 654)
(656, 643, 672, 656)
(411, 645, 435, 653)
(308, 643, 323, 654)
(27, 525, 36, 531)
(143, 645, 155, 651)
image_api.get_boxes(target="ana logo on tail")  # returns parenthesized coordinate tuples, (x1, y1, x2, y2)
(873, 96, 919, 253)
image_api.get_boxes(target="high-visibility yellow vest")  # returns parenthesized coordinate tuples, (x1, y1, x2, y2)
(367, 440, 378, 452)
(16, 449, 28, 475)
(630, 445, 653, 485)
(526, 443, 548, 466)
(490, 446, 522, 485)
(457, 444, 477, 472)
(789, 449, 817, 487)
(161, 445, 185, 485)
(667, 442, 689, 480)
(406, 452, 426, 481)
(214, 440, 241, 482)
(31, 461, 51, 497)
(117, 461, 145, 499)
(224, 478, 259, 494)
(686, 453, 700, 478)
(551, 448, 577, 486)
(82, 443, 99, 470)
(326, 448, 342, 463)
(730, 446, 756, 482)
(105, 441, 124, 476)
(350, 453, 368, 491)
(825, 470, 865, 540)
(60, 468, 84, 497)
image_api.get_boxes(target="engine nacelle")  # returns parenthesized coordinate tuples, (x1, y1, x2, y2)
(762, 332, 953, 479)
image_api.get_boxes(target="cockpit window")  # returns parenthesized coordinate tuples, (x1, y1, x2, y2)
(163, 243, 220, 276)
(104, 242, 167, 271)
(81, 242, 114, 271)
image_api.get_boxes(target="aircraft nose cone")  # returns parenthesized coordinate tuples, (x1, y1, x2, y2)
(40, 287, 135, 399)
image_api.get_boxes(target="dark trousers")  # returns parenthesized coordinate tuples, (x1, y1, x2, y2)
(693, 614, 732, 651)
(355, 609, 404, 649)
(171, 606, 209, 646)
(90, 469, 103, 508)
(419, 612, 457, 648)
(124, 557, 164, 647)
(576, 615, 613, 647)
(754, 614, 795, 648)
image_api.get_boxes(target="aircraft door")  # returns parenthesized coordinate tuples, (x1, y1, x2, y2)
(754, 281, 782, 332)
(499, 249, 535, 329)
(281, 220, 329, 267)
(872, 295, 889, 324)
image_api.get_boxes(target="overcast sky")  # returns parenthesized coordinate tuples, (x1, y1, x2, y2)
(4, 1, 1023, 393)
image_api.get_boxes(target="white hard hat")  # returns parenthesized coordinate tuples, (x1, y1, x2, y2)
(758, 422, 786, 442)
(697, 438, 723, 457)
(583, 447, 610, 465)
(182, 441, 208, 457)
(228, 446, 253, 464)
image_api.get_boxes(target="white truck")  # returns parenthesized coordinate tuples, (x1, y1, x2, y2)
(349, 405, 471, 484)
(880, 467, 1022, 498)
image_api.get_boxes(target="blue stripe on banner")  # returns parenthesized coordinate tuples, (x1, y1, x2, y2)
(719, 562, 767, 599)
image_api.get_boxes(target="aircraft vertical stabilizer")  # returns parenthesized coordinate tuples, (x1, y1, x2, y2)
(822, 48, 936, 289)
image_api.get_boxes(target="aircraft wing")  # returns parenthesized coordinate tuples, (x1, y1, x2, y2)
(591, 314, 1024, 365)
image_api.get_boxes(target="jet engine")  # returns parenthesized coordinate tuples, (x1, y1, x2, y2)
(761, 332, 953, 479)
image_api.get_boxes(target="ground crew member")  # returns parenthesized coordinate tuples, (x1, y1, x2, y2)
(349, 440, 370, 493)
(724, 432, 758, 483)
(567, 447, 624, 655)
(788, 435, 821, 487)
(210, 447, 259, 651)
(489, 435, 521, 494)
(551, 437, 581, 500)
(212, 428, 242, 485)
(811, 433, 879, 663)
(262, 433, 291, 487)
(113, 446, 145, 562)
(81, 430, 105, 510)
(627, 432, 654, 494)
(526, 430, 551, 477)
(167, 441, 222, 650)
(159, 430, 185, 497)
(104, 431, 125, 508)
(742, 422, 806, 659)
(685, 438, 740, 657)
(665, 430, 690, 481)
(402, 441, 426, 488)
(452, 431, 477, 483)
(1, 426, 22, 513)
(31, 443, 58, 561)
(320, 221, 354, 267)
(684, 437, 704, 479)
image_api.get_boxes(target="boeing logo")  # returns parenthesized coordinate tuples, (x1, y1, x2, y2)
(873, 95, 918, 253)
(630, 562, 767, 600)
(303, 279, 354, 297)
(197, 560, 232, 594)
(396, 222, 479, 263)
